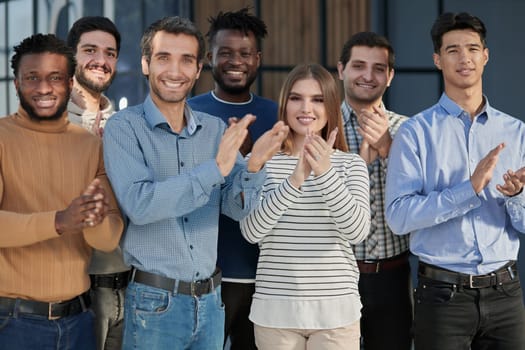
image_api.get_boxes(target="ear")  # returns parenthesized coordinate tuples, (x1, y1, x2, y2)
(195, 61, 203, 80)
(483, 47, 489, 66)
(433, 53, 442, 70)
(255, 51, 262, 68)
(141, 56, 149, 76)
(386, 68, 395, 87)
(206, 51, 213, 66)
(13, 77, 19, 91)
(336, 62, 345, 80)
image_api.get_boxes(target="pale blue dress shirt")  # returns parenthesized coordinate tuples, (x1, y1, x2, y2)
(103, 95, 265, 282)
(386, 93, 525, 275)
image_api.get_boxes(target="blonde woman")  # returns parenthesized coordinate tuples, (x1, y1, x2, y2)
(240, 63, 370, 350)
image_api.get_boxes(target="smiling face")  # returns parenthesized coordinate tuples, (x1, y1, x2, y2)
(285, 78, 327, 146)
(15, 52, 72, 121)
(433, 29, 488, 93)
(209, 29, 260, 100)
(142, 31, 202, 108)
(74, 30, 118, 93)
(337, 45, 393, 109)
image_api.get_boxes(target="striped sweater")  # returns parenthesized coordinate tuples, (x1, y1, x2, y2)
(240, 150, 370, 328)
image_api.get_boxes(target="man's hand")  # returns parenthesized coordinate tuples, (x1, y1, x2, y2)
(229, 117, 254, 156)
(247, 121, 289, 172)
(497, 167, 525, 196)
(357, 105, 392, 159)
(471, 143, 504, 194)
(54, 178, 109, 235)
(216, 114, 256, 177)
(359, 139, 379, 165)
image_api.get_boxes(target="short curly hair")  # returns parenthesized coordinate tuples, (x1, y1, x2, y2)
(11, 33, 76, 78)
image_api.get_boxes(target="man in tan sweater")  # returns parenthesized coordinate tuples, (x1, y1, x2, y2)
(0, 33, 123, 350)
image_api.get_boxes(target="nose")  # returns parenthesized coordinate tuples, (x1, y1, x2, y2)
(362, 67, 373, 81)
(301, 99, 312, 113)
(459, 48, 472, 63)
(35, 78, 53, 94)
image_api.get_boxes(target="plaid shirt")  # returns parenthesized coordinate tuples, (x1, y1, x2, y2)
(341, 101, 410, 260)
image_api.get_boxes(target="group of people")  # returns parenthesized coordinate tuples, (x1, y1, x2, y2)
(0, 7, 524, 350)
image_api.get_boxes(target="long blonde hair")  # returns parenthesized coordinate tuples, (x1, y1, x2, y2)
(278, 63, 348, 154)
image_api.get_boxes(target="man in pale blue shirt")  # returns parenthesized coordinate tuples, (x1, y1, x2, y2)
(385, 12, 525, 350)
(103, 16, 288, 350)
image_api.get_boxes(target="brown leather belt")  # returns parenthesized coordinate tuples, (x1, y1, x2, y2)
(131, 268, 221, 297)
(418, 261, 518, 289)
(357, 252, 409, 274)
(90, 270, 131, 290)
(0, 292, 90, 320)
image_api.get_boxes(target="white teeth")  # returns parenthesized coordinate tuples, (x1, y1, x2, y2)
(225, 71, 243, 76)
(34, 97, 56, 107)
(356, 83, 375, 89)
(164, 81, 183, 88)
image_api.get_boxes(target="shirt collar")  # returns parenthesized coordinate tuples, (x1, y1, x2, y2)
(438, 93, 491, 120)
(143, 94, 199, 135)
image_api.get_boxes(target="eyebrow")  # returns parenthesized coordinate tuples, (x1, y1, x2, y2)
(79, 43, 117, 52)
(444, 43, 482, 50)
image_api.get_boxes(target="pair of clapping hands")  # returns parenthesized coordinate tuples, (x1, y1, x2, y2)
(55, 179, 109, 235)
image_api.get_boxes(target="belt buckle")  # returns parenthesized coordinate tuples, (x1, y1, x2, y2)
(48, 302, 60, 320)
(190, 282, 196, 297)
(469, 275, 475, 288)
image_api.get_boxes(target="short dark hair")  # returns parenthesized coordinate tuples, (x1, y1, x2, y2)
(339, 31, 395, 70)
(67, 16, 121, 55)
(431, 12, 487, 53)
(206, 7, 268, 50)
(11, 33, 76, 78)
(141, 16, 205, 63)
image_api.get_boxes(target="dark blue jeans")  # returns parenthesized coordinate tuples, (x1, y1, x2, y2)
(122, 282, 224, 350)
(414, 276, 525, 350)
(0, 309, 95, 350)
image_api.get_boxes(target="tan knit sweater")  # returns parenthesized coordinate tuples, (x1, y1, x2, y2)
(0, 108, 124, 302)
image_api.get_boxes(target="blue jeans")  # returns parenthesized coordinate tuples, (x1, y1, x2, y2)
(0, 309, 95, 350)
(414, 276, 525, 349)
(122, 281, 224, 350)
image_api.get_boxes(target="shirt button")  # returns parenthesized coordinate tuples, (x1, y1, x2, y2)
(184, 217, 188, 222)
(196, 272, 200, 277)
(180, 161, 184, 167)
(244, 177, 250, 181)
(190, 245, 193, 250)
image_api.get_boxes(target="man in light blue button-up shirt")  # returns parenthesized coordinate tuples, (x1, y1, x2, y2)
(386, 12, 525, 350)
(103, 16, 287, 350)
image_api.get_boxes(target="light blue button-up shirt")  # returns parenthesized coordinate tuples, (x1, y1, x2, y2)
(386, 93, 525, 274)
(103, 95, 265, 282)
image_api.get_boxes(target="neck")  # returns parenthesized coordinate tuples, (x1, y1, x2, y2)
(345, 97, 382, 114)
(151, 95, 186, 133)
(71, 82, 104, 113)
(445, 85, 484, 118)
(213, 86, 252, 103)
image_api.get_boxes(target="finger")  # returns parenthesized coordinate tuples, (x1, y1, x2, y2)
(237, 114, 256, 129)
(327, 128, 338, 149)
(228, 117, 239, 126)
(82, 178, 102, 196)
(488, 143, 505, 157)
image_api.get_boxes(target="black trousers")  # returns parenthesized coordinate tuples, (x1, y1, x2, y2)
(414, 275, 525, 350)
(221, 281, 257, 350)
(359, 263, 413, 350)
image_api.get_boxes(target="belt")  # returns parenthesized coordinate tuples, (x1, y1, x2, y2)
(0, 292, 90, 320)
(357, 252, 409, 274)
(418, 261, 518, 289)
(90, 271, 131, 290)
(131, 268, 221, 297)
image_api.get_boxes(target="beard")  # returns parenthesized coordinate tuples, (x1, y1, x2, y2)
(18, 87, 71, 122)
(75, 65, 115, 93)
(211, 66, 257, 95)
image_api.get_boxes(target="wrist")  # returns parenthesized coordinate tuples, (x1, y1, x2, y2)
(55, 211, 65, 235)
